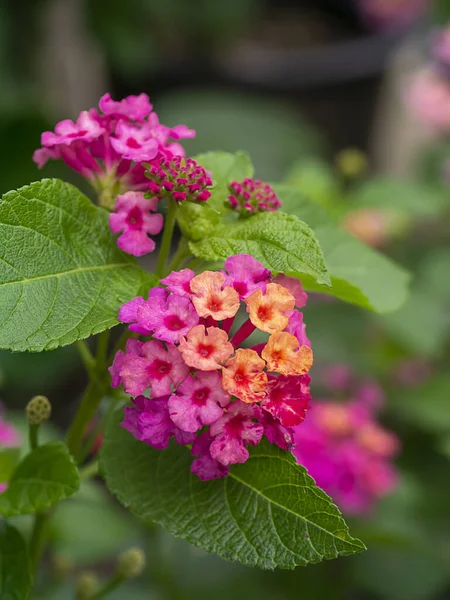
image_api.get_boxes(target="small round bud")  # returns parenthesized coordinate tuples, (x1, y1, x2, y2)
(26, 395, 52, 425)
(335, 148, 368, 179)
(52, 554, 72, 579)
(76, 572, 99, 600)
(117, 547, 146, 579)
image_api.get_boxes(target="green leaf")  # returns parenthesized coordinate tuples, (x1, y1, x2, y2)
(350, 178, 446, 218)
(189, 211, 331, 286)
(100, 410, 365, 570)
(0, 441, 80, 517)
(0, 448, 21, 483)
(276, 186, 411, 313)
(177, 151, 253, 241)
(0, 179, 156, 352)
(0, 522, 33, 600)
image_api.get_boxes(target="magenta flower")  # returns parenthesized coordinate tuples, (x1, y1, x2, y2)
(110, 121, 159, 162)
(168, 371, 230, 433)
(119, 287, 168, 336)
(145, 156, 213, 203)
(110, 191, 163, 256)
(0, 483, 7, 494)
(99, 92, 153, 121)
(41, 111, 105, 147)
(209, 401, 264, 466)
(262, 412, 294, 451)
(160, 269, 195, 297)
(285, 311, 311, 348)
(228, 178, 281, 215)
(293, 376, 400, 515)
(191, 432, 230, 481)
(262, 375, 311, 428)
(137, 293, 199, 344)
(122, 396, 195, 449)
(33, 93, 196, 203)
(0, 415, 21, 448)
(224, 254, 271, 299)
(119, 340, 189, 397)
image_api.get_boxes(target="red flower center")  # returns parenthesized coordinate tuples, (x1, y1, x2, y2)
(126, 206, 144, 229)
(192, 387, 210, 406)
(198, 343, 214, 358)
(164, 314, 186, 331)
(148, 359, 171, 380)
(126, 136, 142, 149)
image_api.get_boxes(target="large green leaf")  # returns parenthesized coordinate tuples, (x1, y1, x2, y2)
(0, 441, 80, 517)
(276, 186, 410, 313)
(100, 410, 365, 570)
(0, 523, 32, 600)
(0, 448, 20, 483)
(189, 211, 331, 287)
(0, 179, 155, 352)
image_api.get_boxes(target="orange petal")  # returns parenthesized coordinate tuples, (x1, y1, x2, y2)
(222, 348, 268, 403)
(191, 271, 240, 320)
(262, 332, 313, 376)
(179, 325, 234, 370)
(245, 283, 295, 333)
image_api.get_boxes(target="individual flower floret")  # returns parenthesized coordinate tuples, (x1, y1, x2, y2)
(109, 191, 163, 256)
(168, 372, 230, 433)
(224, 254, 271, 299)
(99, 92, 153, 120)
(228, 178, 281, 215)
(137, 292, 199, 344)
(178, 325, 234, 370)
(262, 332, 313, 376)
(160, 269, 195, 297)
(190, 271, 240, 321)
(244, 283, 295, 333)
(118, 340, 189, 397)
(221, 349, 268, 403)
(122, 396, 195, 449)
(262, 375, 311, 427)
(110, 121, 159, 162)
(145, 156, 213, 203)
(191, 432, 230, 481)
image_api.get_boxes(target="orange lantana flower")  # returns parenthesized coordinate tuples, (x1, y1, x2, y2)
(179, 325, 234, 371)
(262, 332, 313, 376)
(244, 283, 295, 333)
(222, 349, 268, 403)
(190, 271, 240, 321)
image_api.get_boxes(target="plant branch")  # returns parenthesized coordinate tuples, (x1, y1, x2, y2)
(155, 198, 178, 278)
(75, 340, 96, 375)
(90, 574, 126, 600)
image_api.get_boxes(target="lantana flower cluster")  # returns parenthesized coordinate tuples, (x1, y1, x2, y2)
(0, 407, 21, 493)
(110, 254, 313, 480)
(293, 364, 400, 515)
(34, 93, 195, 195)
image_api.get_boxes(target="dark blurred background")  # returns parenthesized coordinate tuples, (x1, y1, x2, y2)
(3, 1, 450, 599)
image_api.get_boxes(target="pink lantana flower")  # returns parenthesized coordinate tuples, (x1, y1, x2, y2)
(273, 274, 308, 308)
(224, 254, 271, 299)
(168, 372, 230, 433)
(99, 92, 153, 121)
(262, 374, 311, 428)
(262, 412, 295, 451)
(137, 293, 199, 344)
(285, 311, 311, 348)
(209, 401, 264, 466)
(120, 340, 189, 397)
(109, 191, 163, 256)
(191, 433, 230, 481)
(160, 269, 195, 297)
(122, 396, 195, 449)
(110, 121, 159, 162)
(145, 156, 213, 203)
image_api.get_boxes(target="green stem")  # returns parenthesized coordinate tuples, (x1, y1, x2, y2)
(29, 512, 49, 574)
(75, 340, 96, 375)
(186, 257, 203, 272)
(66, 376, 107, 460)
(96, 330, 110, 371)
(155, 199, 177, 278)
(91, 574, 126, 600)
(166, 236, 191, 273)
(79, 459, 99, 480)
(29, 423, 39, 450)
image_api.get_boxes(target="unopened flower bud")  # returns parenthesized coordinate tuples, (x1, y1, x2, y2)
(76, 572, 99, 600)
(26, 395, 51, 425)
(117, 547, 146, 579)
(335, 148, 368, 179)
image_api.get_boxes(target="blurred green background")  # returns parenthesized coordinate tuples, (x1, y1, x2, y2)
(2, 0, 450, 599)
